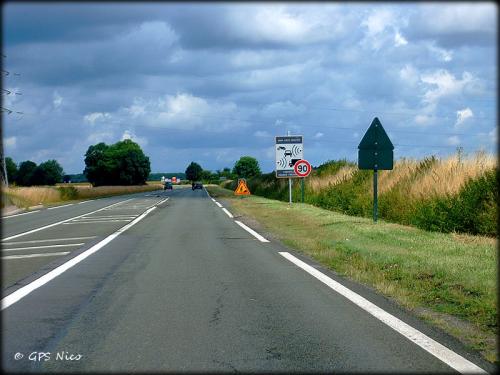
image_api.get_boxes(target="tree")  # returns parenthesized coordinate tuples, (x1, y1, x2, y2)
(32, 160, 64, 185)
(185, 162, 203, 182)
(17, 160, 37, 186)
(232, 156, 261, 178)
(5, 157, 17, 184)
(83, 140, 151, 186)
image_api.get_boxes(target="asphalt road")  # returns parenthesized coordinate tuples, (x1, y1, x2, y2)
(1, 186, 493, 373)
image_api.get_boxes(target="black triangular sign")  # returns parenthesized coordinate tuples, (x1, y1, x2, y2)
(358, 117, 394, 150)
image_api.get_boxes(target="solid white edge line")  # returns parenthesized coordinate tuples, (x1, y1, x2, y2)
(215, 201, 223, 208)
(47, 203, 74, 210)
(211, 198, 216, 202)
(3, 243, 85, 252)
(1, 205, 158, 310)
(222, 208, 233, 218)
(2, 198, 135, 241)
(278, 251, 487, 374)
(3, 252, 70, 260)
(234, 220, 269, 243)
(3, 210, 40, 218)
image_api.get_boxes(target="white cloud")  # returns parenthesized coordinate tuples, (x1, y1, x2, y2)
(414, 114, 434, 126)
(361, 8, 408, 50)
(84, 112, 111, 125)
(362, 9, 395, 36)
(119, 93, 244, 132)
(446, 136, 461, 146)
(254, 130, 270, 138)
(86, 131, 114, 144)
(226, 5, 345, 45)
(455, 107, 474, 127)
(394, 31, 408, 46)
(262, 100, 305, 118)
(399, 64, 419, 86)
(121, 130, 148, 147)
(416, 4, 496, 35)
(4, 136, 17, 149)
(53, 92, 63, 108)
(314, 132, 324, 139)
(427, 42, 453, 62)
(420, 70, 475, 110)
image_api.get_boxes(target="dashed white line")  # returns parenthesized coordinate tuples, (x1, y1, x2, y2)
(48, 203, 74, 210)
(222, 208, 234, 218)
(2, 243, 85, 252)
(3, 252, 70, 260)
(3, 210, 40, 219)
(1, 205, 158, 310)
(78, 200, 94, 204)
(2, 237, 96, 245)
(215, 201, 223, 208)
(278, 251, 487, 375)
(234, 221, 269, 242)
(2, 198, 134, 241)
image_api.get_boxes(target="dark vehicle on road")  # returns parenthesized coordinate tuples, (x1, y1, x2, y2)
(164, 181, 173, 190)
(192, 182, 203, 190)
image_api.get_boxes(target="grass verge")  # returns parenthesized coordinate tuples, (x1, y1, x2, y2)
(206, 185, 497, 363)
(2, 184, 163, 209)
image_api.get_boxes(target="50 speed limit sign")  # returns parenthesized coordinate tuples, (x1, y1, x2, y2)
(293, 159, 312, 177)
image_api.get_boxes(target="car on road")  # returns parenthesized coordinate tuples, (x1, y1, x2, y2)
(164, 181, 173, 190)
(192, 182, 203, 190)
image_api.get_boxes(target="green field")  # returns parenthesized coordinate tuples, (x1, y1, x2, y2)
(206, 185, 497, 363)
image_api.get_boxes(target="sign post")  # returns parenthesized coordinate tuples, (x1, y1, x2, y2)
(293, 159, 312, 203)
(275, 135, 304, 206)
(358, 117, 394, 222)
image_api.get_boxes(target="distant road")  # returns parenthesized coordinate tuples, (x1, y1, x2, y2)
(2, 187, 492, 373)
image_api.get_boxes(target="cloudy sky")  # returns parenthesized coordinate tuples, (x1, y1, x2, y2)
(2, 2, 497, 174)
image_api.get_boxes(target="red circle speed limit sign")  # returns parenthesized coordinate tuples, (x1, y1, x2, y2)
(294, 159, 312, 177)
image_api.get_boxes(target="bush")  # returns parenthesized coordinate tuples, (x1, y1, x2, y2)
(412, 169, 498, 236)
(58, 186, 79, 200)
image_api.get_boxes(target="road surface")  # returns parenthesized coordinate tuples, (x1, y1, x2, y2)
(1, 187, 493, 373)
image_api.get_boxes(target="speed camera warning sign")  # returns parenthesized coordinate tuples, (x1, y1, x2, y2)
(275, 135, 303, 178)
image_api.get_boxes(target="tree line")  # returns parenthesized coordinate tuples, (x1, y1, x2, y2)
(185, 156, 261, 182)
(5, 158, 64, 186)
(6, 141, 261, 187)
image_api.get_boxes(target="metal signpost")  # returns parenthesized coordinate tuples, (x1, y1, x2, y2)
(358, 117, 394, 222)
(293, 159, 312, 203)
(275, 135, 303, 205)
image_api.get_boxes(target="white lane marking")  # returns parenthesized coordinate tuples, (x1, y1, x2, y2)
(1, 205, 158, 310)
(83, 215, 138, 218)
(2, 243, 85, 252)
(47, 203, 74, 210)
(3, 237, 96, 245)
(3, 210, 40, 219)
(211, 198, 216, 202)
(71, 217, 135, 221)
(2, 198, 134, 241)
(3, 252, 70, 260)
(78, 200, 94, 204)
(215, 201, 223, 208)
(144, 197, 169, 210)
(234, 221, 270, 243)
(278, 252, 487, 374)
(222, 208, 233, 218)
(63, 220, 131, 224)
